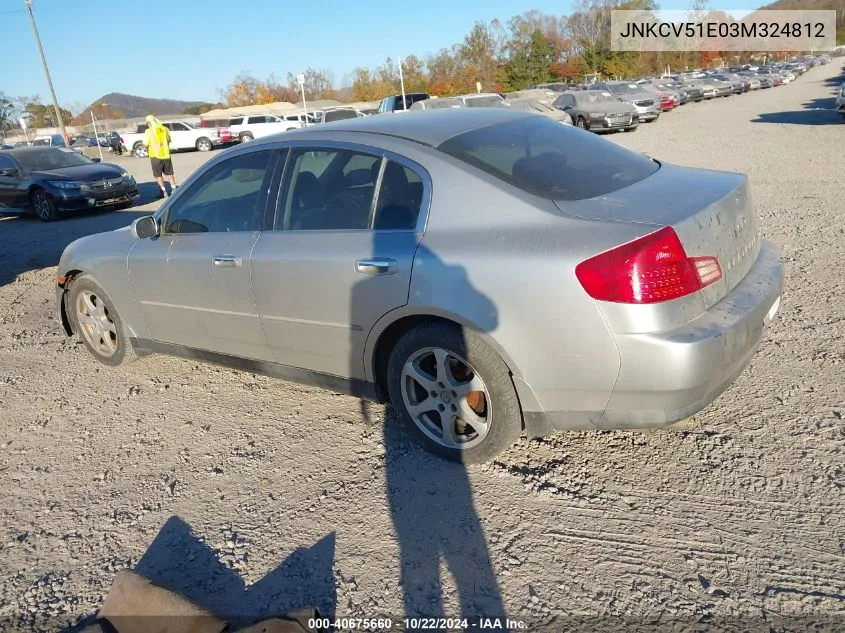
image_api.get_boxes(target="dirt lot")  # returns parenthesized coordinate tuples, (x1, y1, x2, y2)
(1, 63, 844, 632)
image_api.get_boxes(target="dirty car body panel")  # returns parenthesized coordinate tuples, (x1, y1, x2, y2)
(57, 109, 783, 439)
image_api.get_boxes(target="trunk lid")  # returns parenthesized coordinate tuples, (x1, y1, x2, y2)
(555, 162, 761, 308)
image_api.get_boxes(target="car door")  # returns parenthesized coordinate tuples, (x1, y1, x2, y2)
(0, 155, 24, 209)
(250, 143, 428, 380)
(166, 122, 190, 150)
(128, 148, 282, 361)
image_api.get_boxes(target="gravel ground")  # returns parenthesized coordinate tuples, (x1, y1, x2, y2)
(1, 63, 844, 633)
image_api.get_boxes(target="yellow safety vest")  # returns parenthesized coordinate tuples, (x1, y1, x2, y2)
(145, 124, 171, 159)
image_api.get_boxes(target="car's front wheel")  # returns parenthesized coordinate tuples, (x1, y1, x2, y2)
(30, 189, 57, 222)
(575, 116, 589, 130)
(386, 322, 522, 463)
(66, 274, 136, 367)
(240, 133, 254, 143)
(133, 142, 148, 158)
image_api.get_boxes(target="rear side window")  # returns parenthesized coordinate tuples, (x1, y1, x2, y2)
(230, 117, 244, 125)
(437, 117, 659, 201)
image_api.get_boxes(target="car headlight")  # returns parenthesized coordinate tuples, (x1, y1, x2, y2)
(120, 170, 135, 182)
(46, 180, 82, 189)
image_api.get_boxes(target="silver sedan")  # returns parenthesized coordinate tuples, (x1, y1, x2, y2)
(56, 109, 783, 463)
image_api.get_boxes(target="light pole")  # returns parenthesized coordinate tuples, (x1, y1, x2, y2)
(24, 0, 68, 147)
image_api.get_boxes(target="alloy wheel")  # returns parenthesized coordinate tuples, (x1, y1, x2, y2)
(400, 347, 491, 450)
(33, 193, 52, 220)
(75, 291, 118, 357)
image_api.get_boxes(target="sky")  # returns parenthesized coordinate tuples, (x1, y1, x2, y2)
(2, 0, 758, 111)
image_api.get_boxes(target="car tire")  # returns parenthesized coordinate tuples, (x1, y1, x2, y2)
(575, 116, 589, 130)
(30, 189, 57, 222)
(66, 274, 136, 367)
(386, 322, 522, 464)
(133, 142, 148, 158)
(196, 137, 213, 152)
(240, 133, 253, 143)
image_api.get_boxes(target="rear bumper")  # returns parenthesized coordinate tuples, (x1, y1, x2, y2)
(598, 239, 783, 429)
(528, 240, 783, 434)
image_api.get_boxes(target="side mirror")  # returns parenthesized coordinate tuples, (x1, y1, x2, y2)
(0, 168, 18, 177)
(91, 157, 101, 163)
(131, 215, 159, 240)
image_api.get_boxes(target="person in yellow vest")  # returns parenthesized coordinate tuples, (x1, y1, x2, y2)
(143, 115, 177, 197)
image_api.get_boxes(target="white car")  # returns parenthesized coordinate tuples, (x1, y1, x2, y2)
(228, 114, 301, 142)
(122, 120, 231, 157)
(836, 83, 845, 117)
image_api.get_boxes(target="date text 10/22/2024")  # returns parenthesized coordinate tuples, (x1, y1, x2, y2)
(307, 617, 529, 630)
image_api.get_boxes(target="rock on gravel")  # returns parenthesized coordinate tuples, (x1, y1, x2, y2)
(1, 62, 844, 632)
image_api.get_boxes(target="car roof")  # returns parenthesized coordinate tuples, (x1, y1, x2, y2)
(275, 108, 534, 147)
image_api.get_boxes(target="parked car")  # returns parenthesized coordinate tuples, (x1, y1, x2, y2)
(709, 73, 746, 94)
(507, 98, 572, 124)
(280, 112, 318, 126)
(0, 144, 13, 150)
(457, 93, 509, 107)
(312, 107, 364, 123)
(409, 97, 465, 111)
(0, 147, 138, 221)
(377, 93, 430, 113)
(588, 81, 660, 122)
(31, 134, 67, 147)
(735, 72, 762, 90)
(636, 82, 676, 111)
(836, 82, 845, 117)
(54, 108, 783, 463)
(531, 82, 582, 92)
(660, 79, 704, 103)
(121, 120, 232, 157)
(553, 90, 637, 132)
(228, 114, 301, 143)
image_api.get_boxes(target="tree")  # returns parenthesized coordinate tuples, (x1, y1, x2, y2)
(351, 67, 395, 101)
(0, 92, 17, 131)
(183, 103, 220, 115)
(287, 68, 335, 100)
(222, 72, 261, 107)
(399, 55, 428, 93)
(254, 74, 299, 104)
(504, 29, 555, 89)
(24, 102, 73, 128)
(459, 21, 506, 90)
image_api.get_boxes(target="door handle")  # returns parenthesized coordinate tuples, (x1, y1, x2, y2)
(355, 258, 397, 275)
(212, 255, 242, 267)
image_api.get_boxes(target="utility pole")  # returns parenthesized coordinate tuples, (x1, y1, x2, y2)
(24, 0, 68, 146)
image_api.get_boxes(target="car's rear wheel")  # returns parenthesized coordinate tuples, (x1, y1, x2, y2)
(66, 274, 136, 367)
(240, 133, 253, 143)
(386, 322, 522, 463)
(196, 137, 213, 152)
(133, 142, 148, 158)
(30, 189, 57, 222)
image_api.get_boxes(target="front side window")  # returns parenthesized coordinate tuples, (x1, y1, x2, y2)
(438, 117, 659, 201)
(165, 150, 276, 234)
(278, 148, 380, 231)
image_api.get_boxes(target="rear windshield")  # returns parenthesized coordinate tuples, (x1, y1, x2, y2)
(437, 117, 659, 201)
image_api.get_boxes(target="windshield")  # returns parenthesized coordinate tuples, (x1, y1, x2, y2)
(574, 92, 619, 106)
(612, 83, 646, 95)
(15, 148, 93, 171)
(423, 99, 463, 110)
(438, 117, 658, 201)
(182, 121, 198, 129)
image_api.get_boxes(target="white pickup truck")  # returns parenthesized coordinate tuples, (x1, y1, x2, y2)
(121, 120, 233, 157)
(227, 114, 301, 143)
